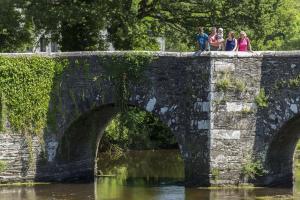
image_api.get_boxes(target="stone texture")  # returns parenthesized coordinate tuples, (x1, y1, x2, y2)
(0, 51, 299, 187)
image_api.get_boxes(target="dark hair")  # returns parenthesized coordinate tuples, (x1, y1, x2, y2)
(198, 27, 204, 32)
(229, 31, 235, 38)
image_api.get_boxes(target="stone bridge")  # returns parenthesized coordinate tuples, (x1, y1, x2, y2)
(0, 51, 300, 187)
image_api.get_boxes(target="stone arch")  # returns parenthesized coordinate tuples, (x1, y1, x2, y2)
(265, 114, 300, 187)
(54, 103, 183, 182)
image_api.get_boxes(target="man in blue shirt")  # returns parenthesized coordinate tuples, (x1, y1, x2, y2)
(196, 27, 208, 51)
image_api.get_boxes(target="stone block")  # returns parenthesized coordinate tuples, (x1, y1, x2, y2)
(211, 130, 241, 140)
(214, 61, 235, 72)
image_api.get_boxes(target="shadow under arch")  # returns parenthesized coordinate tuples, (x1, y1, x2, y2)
(54, 104, 118, 181)
(54, 103, 184, 183)
(264, 114, 300, 187)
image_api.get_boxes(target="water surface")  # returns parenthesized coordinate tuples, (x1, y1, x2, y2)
(0, 149, 299, 200)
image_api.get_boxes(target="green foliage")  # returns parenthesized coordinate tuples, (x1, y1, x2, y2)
(255, 89, 269, 108)
(0, 56, 66, 134)
(0, 160, 7, 173)
(211, 168, 220, 181)
(25, 0, 107, 51)
(0, 93, 7, 132)
(216, 76, 231, 92)
(241, 107, 254, 115)
(99, 108, 177, 151)
(0, 0, 33, 52)
(1, 0, 300, 52)
(275, 74, 300, 90)
(297, 141, 300, 151)
(101, 52, 155, 112)
(235, 79, 246, 93)
(216, 73, 247, 93)
(0, 53, 152, 138)
(241, 159, 266, 180)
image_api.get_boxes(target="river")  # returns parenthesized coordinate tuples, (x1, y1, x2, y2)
(0, 149, 300, 200)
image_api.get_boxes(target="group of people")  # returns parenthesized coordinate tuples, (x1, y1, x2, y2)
(196, 27, 252, 52)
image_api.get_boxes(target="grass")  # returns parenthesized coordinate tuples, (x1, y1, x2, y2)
(241, 107, 254, 114)
(235, 79, 246, 93)
(215, 73, 247, 93)
(255, 89, 268, 108)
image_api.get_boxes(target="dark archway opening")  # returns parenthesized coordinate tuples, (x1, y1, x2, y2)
(54, 105, 184, 186)
(265, 115, 300, 187)
(95, 107, 185, 190)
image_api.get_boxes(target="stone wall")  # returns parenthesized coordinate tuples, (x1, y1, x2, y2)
(209, 51, 300, 186)
(0, 51, 299, 187)
(0, 134, 41, 183)
(209, 54, 262, 185)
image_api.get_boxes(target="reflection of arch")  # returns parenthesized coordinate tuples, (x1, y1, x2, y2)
(55, 104, 183, 182)
(265, 114, 300, 187)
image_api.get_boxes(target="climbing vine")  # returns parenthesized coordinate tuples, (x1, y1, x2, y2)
(0, 53, 155, 136)
(0, 92, 7, 132)
(101, 52, 156, 112)
(0, 56, 67, 135)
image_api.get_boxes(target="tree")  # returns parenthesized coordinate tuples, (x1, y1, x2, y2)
(25, 0, 107, 51)
(0, 0, 32, 52)
(2, 0, 300, 52)
(103, 0, 162, 50)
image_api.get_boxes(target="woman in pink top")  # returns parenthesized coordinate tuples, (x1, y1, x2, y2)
(236, 31, 252, 52)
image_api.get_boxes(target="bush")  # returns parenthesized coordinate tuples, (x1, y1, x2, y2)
(241, 159, 266, 180)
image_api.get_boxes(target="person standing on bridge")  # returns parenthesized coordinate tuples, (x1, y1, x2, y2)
(196, 26, 209, 52)
(225, 31, 237, 51)
(208, 27, 220, 51)
(236, 31, 252, 52)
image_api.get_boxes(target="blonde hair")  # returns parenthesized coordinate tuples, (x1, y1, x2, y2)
(240, 31, 247, 36)
(218, 28, 224, 33)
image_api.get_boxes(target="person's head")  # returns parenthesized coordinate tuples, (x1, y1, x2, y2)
(198, 26, 204, 33)
(228, 31, 235, 39)
(240, 31, 247, 39)
(211, 27, 217, 34)
(218, 28, 223, 35)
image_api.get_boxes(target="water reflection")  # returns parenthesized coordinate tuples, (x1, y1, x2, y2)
(0, 149, 300, 200)
(95, 149, 185, 200)
(97, 149, 184, 184)
(95, 180, 294, 200)
(0, 184, 94, 200)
